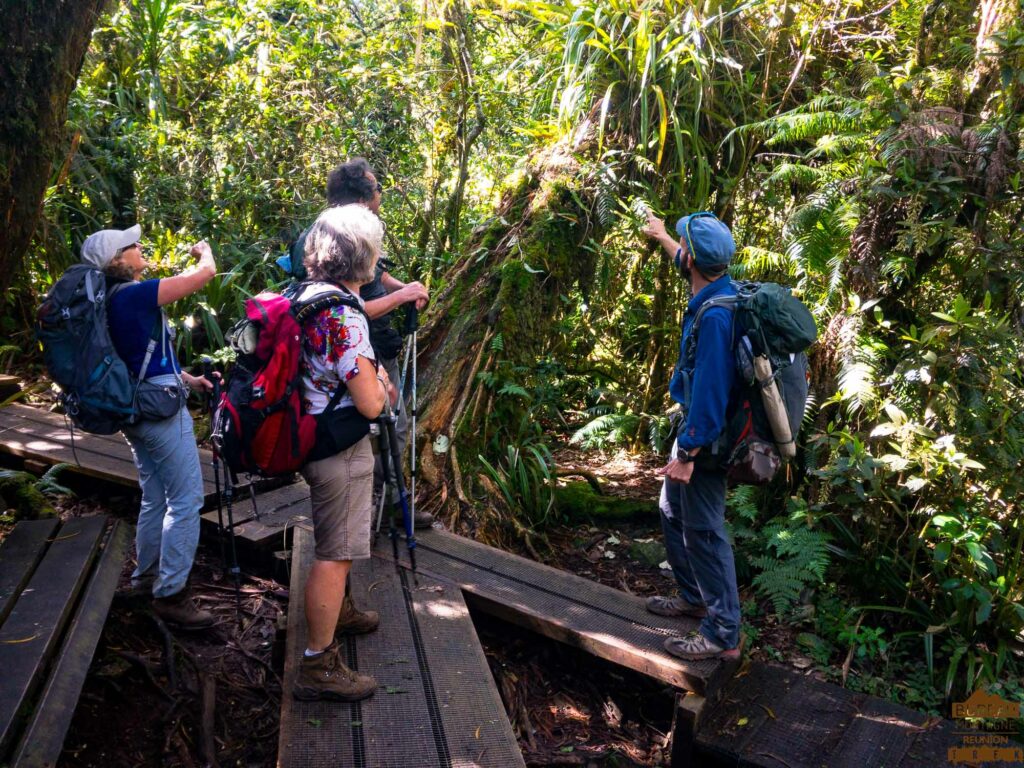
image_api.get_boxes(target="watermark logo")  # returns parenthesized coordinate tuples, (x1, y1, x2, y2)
(947, 688, 1023, 765)
(952, 689, 1022, 720)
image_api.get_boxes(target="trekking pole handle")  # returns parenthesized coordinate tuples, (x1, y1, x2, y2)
(403, 304, 419, 336)
(200, 355, 221, 401)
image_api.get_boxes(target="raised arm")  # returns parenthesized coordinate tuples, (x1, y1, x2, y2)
(156, 241, 217, 306)
(642, 209, 681, 260)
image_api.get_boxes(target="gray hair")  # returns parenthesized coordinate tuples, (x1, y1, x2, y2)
(303, 204, 382, 285)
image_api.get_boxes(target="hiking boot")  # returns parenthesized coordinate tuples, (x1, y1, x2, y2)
(293, 642, 377, 702)
(646, 595, 707, 618)
(153, 588, 216, 630)
(413, 510, 435, 529)
(336, 594, 379, 636)
(664, 631, 740, 661)
(116, 576, 155, 602)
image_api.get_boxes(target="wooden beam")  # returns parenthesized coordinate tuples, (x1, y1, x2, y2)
(0, 516, 106, 757)
(0, 518, 60, 626)
(10, 520, 130, 767)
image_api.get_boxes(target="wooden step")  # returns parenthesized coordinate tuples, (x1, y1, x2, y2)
(0, 518, 60, 625)
(694, 662, 962, 768)
(0, 403, 239, 505)
(278, 526, 524, 768)
(0, 515, 107, 757)
(202, 475, 732, 697)
(200, 480, 310, 555)
(10, 520, 130, 767)
(400, 526, 735, 697)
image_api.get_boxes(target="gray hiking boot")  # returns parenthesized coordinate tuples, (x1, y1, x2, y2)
(293, 642, 377, 702)
(153, 588, 215, 629)
(336, 594, 380, 636)
(646, 595, 708, 618)
(664, 630, 740, 661)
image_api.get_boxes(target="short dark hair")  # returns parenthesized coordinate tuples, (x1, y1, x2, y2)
(326, 158, 376, 206)
(303, 205, 382, 285)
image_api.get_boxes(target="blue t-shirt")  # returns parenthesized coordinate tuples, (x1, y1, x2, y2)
(107, 279, 180, 379)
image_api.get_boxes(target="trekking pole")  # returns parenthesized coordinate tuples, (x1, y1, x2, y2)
(404, 306, 419, 525)
(380, 400, 418, 582)
(203, 357, 243, 627)
(222, 466, 243, 628)
(202, 357, 228, 578)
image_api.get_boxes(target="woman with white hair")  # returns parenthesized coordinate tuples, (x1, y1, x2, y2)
(291, 204, 394, 702)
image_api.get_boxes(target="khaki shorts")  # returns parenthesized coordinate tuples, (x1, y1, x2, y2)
(301, 436, 374, 561)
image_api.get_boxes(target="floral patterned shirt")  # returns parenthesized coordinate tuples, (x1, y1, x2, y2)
(296, 282, 375, 415)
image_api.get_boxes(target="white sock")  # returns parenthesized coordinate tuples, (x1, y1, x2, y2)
(304, 648, 325, 658)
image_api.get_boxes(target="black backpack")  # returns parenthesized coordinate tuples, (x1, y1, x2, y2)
(684, 281, 817, 484)
(36, 266, 139, 434)
(36, 265, 185, 435)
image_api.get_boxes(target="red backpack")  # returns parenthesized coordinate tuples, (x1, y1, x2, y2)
(214, 284, 364, 477)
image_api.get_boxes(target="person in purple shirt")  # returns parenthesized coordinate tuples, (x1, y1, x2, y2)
(80, 224, 218, 629)
(641, 209, 742, 661)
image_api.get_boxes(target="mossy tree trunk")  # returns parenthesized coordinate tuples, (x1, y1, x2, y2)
(0, 0, 107, 288)
(413, 134, 605, 520)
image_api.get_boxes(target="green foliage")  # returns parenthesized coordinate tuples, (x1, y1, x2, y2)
(479, 442, 557, 530)
(747, 500, 832, 617)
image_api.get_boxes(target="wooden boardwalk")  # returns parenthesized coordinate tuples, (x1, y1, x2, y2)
(200, 479, 310, 556)
(279, 526, 524, 768)
(0, 403, 232, 503)
(411, 526, 732, 696)
(202, 476, 732, 696)
(0, 515, 129, 767)
(694, 662, 964, 768)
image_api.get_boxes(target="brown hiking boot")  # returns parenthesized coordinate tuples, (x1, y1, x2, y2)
(293, 642, 377, 702)
(336, 594, 380, 636)
(153, 588, 215, 630)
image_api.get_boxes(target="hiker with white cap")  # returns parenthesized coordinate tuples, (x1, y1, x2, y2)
(640, 208, 742, 662)
(83, 224, 219, 629)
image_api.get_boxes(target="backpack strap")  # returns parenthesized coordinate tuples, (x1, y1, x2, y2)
(291, 282, 371, 412)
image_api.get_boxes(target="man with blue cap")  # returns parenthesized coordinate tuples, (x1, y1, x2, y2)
(641, 208, 741, 661)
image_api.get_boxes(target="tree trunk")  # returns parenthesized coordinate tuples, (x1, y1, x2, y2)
(0, 0, 107, 287)
(413, 131, 603, 514)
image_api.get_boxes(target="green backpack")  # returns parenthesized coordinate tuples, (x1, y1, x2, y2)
(687, 281, 817, 484)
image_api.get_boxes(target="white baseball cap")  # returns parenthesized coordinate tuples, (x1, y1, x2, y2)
(80, 224, 142, 269)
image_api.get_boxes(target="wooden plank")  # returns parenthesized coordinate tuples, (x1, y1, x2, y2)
(279, 528, 523, 768)
(10, 520, 130, 768)
(201, 481, 311, 551)
(208, 508, 728, 695)
(277, 526, 318, 768)
(0, 519, 60, 626)
(0, 516, 106, 758)
(0, 404, 238, 502)
(406, 528, 724, 696)
(0, 403, 221, 487)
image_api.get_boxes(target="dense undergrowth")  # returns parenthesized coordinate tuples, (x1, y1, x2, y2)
(7, 0, 1023, 705)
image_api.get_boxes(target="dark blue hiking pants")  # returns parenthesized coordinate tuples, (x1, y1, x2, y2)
(659, 468, 741, 649)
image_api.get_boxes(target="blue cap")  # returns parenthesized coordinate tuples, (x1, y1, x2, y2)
(674, 212, 734, 270)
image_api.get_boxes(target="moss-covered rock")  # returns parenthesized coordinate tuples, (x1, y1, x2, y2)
(0, 470, 56, 521)
(554, 481, 655, 523)
(629, 538, 668, 568)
